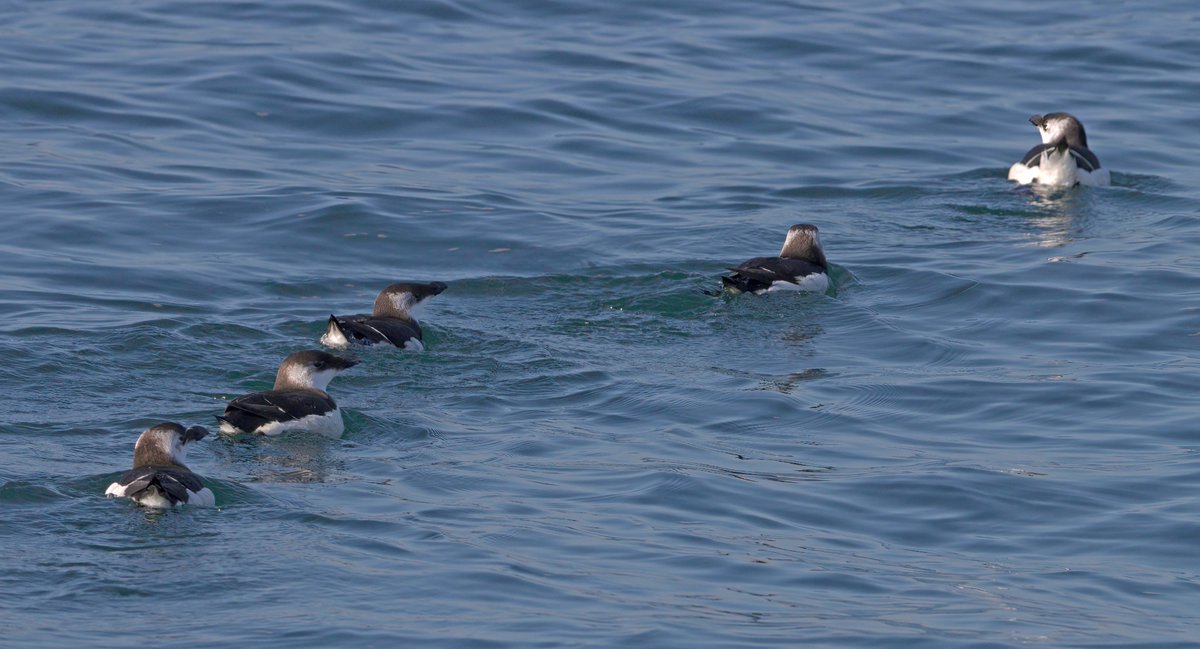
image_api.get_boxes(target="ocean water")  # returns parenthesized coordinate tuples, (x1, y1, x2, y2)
(2, 0, 1199, 646)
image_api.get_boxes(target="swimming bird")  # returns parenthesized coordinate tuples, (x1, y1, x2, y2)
(106, 422, 215, 508)
(1008, 112, 1110, 187)
(720, 223, 831, 295)
(321, 281, 447, 350)
(217, 350, 358, 438)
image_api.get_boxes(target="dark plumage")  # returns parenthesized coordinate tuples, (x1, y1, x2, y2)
(1017, 141, 1101, 173)
(720, 224, 831, 295)
(1008, 112, 1108, 186)
(106, 422, 213, 507)
(218, 389, 340, 435)
(217, 350, 358, 437)
(111, 465, 207, 506)
(322, 281, 447, 349)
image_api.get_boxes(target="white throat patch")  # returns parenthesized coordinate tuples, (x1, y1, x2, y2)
(391, 292, 416, 314)
(1039, 120, 1069, 145)
(283, 364, 340, 390)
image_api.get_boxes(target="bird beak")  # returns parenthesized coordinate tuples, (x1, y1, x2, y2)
(183, 426, 209, 443)
(335, 356, 360, 370)
(1029, 115, 1046, 129)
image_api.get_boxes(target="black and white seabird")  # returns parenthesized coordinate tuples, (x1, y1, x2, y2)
(106, 422, 214, 508)
(720, 223, 831, 295)
(1008, 112, 1110, 187)
(321, 281, 447, 350)
(217, 350, 358, 438)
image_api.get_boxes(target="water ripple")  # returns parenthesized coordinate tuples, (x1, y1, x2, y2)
(3, 0, 1200, 646)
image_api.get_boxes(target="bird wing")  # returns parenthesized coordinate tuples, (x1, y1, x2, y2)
(331, 315, 420, 346)
(1020, 143, 1101, 172)
(1019, 143, 1053, 167)
(728, 257, 823, 284)
(227, 390, 335, 421)
(112, 466, 204, 504)
(1069, 145, 1101, 171)
(110, 467, 154, 497)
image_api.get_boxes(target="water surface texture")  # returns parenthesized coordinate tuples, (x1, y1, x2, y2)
(2, 1, 1199, 646)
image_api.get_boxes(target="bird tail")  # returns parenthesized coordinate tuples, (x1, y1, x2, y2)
(321, 315, 350, 348)
(720, 274, 751, 294)
(214, 414, 240, 433)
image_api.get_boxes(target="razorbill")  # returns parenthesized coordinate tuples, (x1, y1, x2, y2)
(321, 281, 447, 350)
(105, 422, 215, 508)
(217, 350, 358, 438)
(1008, 112, 1110, 187)
(720, 223, 831, 295)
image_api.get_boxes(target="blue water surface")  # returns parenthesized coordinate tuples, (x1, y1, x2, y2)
(2, 1, 1199, 646)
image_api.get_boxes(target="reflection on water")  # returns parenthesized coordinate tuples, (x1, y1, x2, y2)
(781, 322, 823, 345)
(761, 368, 830, 394)
(213, 433, 343, 484)
(1020, 184, 1095, 248)
(3, 0, 1199, 644)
